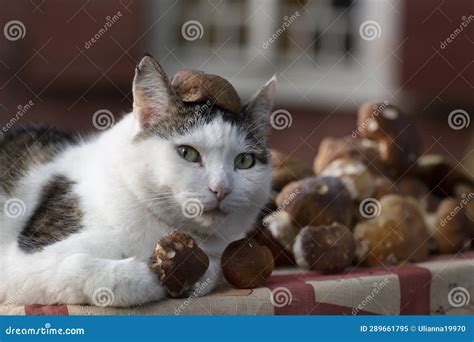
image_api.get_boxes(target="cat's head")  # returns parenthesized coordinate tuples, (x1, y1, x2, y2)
(125, 55, 275, 236)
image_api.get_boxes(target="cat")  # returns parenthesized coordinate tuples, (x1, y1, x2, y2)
(0, 55, 276, 307)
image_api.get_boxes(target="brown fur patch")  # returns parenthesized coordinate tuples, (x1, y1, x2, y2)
(18, 175, 83, 253)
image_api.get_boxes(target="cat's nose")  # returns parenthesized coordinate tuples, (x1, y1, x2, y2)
(209, 186, 230, 202)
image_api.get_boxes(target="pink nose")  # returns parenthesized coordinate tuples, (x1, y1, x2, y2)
(209, 187, 230, 201)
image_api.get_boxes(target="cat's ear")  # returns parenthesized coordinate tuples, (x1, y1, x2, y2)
(244, 76, 276, 127)
(133, 54, 178, 127)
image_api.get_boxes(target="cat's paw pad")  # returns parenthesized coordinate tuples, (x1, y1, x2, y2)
(149, 230, 209, 298)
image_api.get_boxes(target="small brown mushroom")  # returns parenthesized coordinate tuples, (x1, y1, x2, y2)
(320, 158, 375, 201)
(372, 176, 399, 199)
(170, 69, 241, 113)
(221, 238, 274, 289)
(293, 223, 356, 273)
(248, 226, 295, 266)
(425, 198, 470, 254)
(357, 102, 420, 176)
(354, 194, 430, 266)
(149, 230, 209, 297)
(314, 136, 383, 174)
(397, 177, 441, 212)
(412, 154, 473, 197)
(354, 218, 405, 267)
(264, 210, 300, 251)
(271, 149, 313, 192)
(276, 176, 353, 228)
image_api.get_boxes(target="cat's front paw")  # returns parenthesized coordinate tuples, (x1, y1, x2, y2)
(149, 230, 209, 298)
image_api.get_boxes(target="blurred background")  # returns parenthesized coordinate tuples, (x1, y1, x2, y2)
(0, 0, 472, 170)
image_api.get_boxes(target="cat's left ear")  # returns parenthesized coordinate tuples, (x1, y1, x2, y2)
(244, 76, 276, 128)
(133, 54, 178, 127)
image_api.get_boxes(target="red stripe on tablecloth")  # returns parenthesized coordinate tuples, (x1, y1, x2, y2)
(394, 266, 431, 315)
(267, 274, 317, 315)
(25, 304, 69, 316)
(267, 274, 379, 315)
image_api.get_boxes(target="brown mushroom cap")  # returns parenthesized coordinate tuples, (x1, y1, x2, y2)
(372, 176, 399, 199)
(276, 176, 353, 228)
(264, 210, 300, 251)
(320, 158, 375, 200)
(293, 223, 356, 273)
(354, 218, 405, 266)
(314, 136, 384, 174)
(412, 154, 474, 197)
(429, 198, 469, 253)
(357, 102, 420, 176)
(248, 227, 295, 266)
(170, 69, 241, 114)
(271, 149, 313, 192)
(378, 195, 430, 262)
(354, 194, 430, 266)
(397, 177, 441, 212)
(149, 230, 209, 298)
(221, 238, 274, 289)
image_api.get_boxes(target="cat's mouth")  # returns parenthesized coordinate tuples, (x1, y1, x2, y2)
(203, 206, 228, 216)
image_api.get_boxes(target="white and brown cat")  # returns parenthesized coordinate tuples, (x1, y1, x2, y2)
(0, 55, 275, 306)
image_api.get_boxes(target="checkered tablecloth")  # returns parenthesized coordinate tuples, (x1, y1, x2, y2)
(2, 252, 473, 316)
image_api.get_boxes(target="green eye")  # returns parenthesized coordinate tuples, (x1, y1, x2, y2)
(235, 153, 256, 169)
(177, 145, 200, 163)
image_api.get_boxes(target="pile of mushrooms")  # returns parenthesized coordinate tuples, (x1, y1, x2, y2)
(249, 102, 473, 272)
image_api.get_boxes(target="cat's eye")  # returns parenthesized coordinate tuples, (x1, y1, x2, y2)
(235, 153, 256, 169)
(177, 145, 200, 163)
